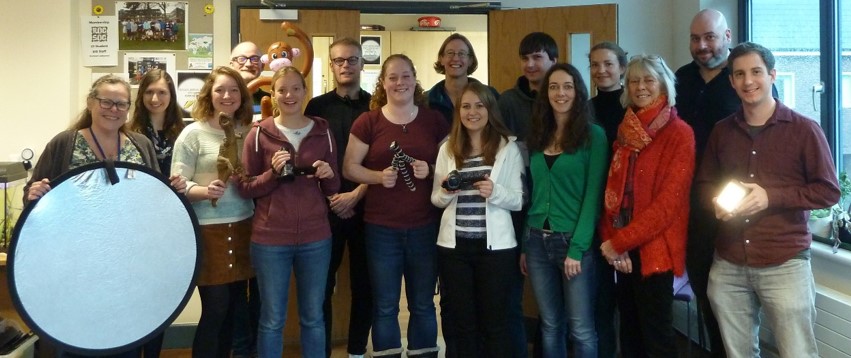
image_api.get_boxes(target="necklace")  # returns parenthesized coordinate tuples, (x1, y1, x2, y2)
(400, 109, 415, 134)
(89, 127, 120, 160)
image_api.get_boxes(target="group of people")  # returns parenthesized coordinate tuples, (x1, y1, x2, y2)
(24, 7, 840, 358)
(121, 18, 179, 42)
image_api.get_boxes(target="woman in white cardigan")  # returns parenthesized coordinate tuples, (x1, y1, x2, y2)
(431, 82, 525, 358)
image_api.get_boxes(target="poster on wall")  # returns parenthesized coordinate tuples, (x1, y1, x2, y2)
(81, 16, 119, 67)
(361, 36, 382, 65)
(176, 71, 209, 118)
(125, 52, 176, 88)
(117, 1, 188, 51)
(187, 34, 213, 69)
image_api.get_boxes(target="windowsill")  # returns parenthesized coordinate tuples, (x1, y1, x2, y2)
(811, 241, 851, 297)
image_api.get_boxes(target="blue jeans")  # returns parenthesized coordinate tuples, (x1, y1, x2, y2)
(365, 223, 439, 356)
(525, 228, 598, 358)
(251, 239, 331, 358)
(708, 255, 818, 358)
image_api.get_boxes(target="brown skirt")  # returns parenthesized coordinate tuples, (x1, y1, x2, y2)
(196, 218, 255, 286)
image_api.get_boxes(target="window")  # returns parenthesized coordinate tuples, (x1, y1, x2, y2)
(842, 73, 851, 109)
(774, 72, 797, 109)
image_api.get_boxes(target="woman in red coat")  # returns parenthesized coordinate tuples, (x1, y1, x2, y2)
(598, 54, 695, 358)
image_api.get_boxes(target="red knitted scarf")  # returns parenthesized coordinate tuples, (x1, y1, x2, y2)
(604, 95, 674, 220)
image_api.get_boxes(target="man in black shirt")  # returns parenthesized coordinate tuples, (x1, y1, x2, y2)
(674, 9, 735, 357)
(304, 37, 372, 358)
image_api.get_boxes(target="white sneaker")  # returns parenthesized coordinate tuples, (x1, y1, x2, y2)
(348, 355, 364, 358)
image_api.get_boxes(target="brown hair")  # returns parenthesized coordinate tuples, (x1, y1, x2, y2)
(191, 66, 253, 126)
(447, 82, 512, 168)
(527, 63, 592, 154)
(129, 69, 185, 144)
(369, 54, 427, 110)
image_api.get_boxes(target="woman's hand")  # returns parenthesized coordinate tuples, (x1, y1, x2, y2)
(600, 240, 620, 263)
(312, 160, 334, 179)
(411, 160, 429, 179)
(26, 178, 51, 201)
(169, 174, 187, 193)
(564, 257, 582, 279)
(612, 254, 633, 274)
(206, 179, 226, 200)
(381, 167, 398, 188)
(473, 175, 493, 198)
(519, 253, 528, 276)
(271, 149, 292, 174)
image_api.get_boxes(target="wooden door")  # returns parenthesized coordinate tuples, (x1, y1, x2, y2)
(488, 5, 617, 93)
(239, 9, 361, 96)
(237, 8, 360, 344)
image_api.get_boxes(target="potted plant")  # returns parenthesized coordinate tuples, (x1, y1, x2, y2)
(810, 171, 851, 252)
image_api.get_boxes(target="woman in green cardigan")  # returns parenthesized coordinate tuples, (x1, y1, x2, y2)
(521, 63, 609, 358)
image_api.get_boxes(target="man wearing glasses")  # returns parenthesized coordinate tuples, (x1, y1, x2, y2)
(229, 41, 268, 105)
(304, 37, 373, 358)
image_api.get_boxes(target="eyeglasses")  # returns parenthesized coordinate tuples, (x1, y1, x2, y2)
(443, 51, 470, 59)
(331, 56, 361, 66)
(232, 55, 261, 64)
(94, 97, 130, 111)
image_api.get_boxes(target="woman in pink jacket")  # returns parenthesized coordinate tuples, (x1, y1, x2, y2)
(237, 66, 340, 358)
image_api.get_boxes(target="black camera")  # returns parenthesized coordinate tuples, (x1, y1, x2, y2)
(278, 163, 317, 182)
(442, 170, 464, 191)
(441, 170, 485, 191)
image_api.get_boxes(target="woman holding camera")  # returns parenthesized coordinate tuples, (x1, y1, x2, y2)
(236, 66, 339, 358)
(430, 82, 524, 357)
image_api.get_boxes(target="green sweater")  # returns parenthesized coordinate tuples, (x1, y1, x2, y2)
(527, 124, 609, 260)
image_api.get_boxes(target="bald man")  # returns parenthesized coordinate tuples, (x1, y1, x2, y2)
(229, 41, 269, 105)
(675, 9, 737, 358)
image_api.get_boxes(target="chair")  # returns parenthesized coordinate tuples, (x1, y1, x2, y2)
(673, 272, 698, 358)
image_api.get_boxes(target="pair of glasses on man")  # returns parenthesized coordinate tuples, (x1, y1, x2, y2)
(232, 55, 261, 64)
(94, 97, 131, 111)
(443, 51, 470, 59)
(331, 56, 361, 66)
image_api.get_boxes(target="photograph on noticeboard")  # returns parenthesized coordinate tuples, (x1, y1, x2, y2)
(117, 1, 188, 51)
(125, 52, 176, 87)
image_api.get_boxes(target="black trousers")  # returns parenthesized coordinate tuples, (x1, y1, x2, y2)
(438, 240, 517, 358)
(616, 251, 676, 358)
(324, 210, 372, 356)
(193, 281, 245, 358)
(686, 203, 726, 357)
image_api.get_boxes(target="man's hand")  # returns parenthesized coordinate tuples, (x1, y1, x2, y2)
(736, 182, 769, 217)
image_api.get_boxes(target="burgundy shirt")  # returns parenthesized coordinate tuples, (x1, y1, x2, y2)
(696, 100, 840, 267)
(350, 107, 450, 228)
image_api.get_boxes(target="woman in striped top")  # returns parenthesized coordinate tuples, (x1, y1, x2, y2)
(431, 82, 525, 357)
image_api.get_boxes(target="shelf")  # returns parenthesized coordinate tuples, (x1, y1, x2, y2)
(409, 26, 456, 32)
